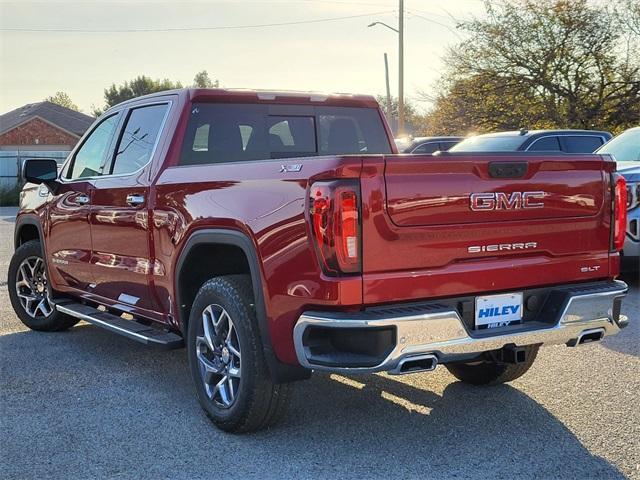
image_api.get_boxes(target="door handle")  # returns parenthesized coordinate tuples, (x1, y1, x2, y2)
(126, 193, 145, 206)
(75, 194, 90, 205)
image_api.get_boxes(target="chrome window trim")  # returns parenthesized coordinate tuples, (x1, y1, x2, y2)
(58, 100, 173, 184)
(525, 134, 607, 152)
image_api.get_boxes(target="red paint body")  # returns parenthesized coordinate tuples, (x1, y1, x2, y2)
(16, 89, 620, 367)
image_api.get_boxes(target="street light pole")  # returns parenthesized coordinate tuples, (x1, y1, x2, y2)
(368, 0, 405, 137)
(398, 0, 405, 137)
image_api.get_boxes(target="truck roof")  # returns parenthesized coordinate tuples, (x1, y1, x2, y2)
(109, 88, 380, 110)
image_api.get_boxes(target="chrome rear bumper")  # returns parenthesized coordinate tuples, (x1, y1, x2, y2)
(293, 280, 628, 374)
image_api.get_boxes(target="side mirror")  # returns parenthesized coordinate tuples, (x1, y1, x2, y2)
(23, 158, 59, 186)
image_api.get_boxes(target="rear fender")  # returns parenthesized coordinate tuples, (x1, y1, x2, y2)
(175, 228, 310, 383)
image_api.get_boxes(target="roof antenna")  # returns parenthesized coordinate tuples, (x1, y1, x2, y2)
(519, 128, 528, 136)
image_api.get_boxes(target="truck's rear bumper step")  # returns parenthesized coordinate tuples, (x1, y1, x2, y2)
(56, 302, 184, 349)
(293, 280, 628, 374)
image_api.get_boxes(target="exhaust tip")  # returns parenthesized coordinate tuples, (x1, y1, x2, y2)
(572, 328, 606, 346)
(390, 354, 438, 375)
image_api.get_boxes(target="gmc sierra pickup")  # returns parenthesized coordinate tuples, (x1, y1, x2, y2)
(9, 89, 629, 433)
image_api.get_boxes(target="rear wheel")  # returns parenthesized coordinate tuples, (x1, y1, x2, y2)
(187, 275, 291, 433)
(445, 345, 540, 385)
(8, 240, 79, 331)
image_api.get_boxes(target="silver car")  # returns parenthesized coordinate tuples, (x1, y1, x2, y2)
(596, 127, 640, 270)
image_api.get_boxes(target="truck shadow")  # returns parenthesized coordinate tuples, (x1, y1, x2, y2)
(0, 324, 626, 479)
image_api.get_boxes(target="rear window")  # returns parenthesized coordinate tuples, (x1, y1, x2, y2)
(179, 103, 391, 165)
(596, 128, 640, 162)
(449, 135, 526, 152)
(563, 135, 605, 153)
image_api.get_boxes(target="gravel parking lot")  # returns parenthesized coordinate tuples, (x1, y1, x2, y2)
(0, 206, 638, 479)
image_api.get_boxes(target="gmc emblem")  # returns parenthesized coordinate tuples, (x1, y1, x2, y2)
(470, 191, 545, 211)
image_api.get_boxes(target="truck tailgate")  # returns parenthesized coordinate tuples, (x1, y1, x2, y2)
(360, 154, 615, 304)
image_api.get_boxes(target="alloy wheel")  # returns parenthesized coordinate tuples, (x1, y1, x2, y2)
(196, 304, 242, 408)
(15, 256, 54, 318)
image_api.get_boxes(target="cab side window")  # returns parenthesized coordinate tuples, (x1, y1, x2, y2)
(68, 113, 120, 180)
(440, 141, 458, 151)
(527, 136, 561, 152)
(412, 142, 439, 154)
(110, 104, 169, 175)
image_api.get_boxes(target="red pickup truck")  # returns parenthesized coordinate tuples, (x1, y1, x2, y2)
(9, 89, 629, 432)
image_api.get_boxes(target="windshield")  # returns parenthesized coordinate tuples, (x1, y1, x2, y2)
(596, 128, 640, 162)
(449, 135, 525, 152)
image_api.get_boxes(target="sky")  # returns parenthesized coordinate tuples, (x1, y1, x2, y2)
(0, 0, 486, 115)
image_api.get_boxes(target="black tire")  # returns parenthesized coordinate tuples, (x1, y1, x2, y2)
(445, 345, 540, 386)
(187, 274, 291, 433)
(8, 240, 79, 332)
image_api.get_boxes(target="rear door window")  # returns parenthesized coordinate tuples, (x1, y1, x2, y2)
(110, 103, 169, 175)
(180, 103, 391, 165)
(527, 136, 562, 152)
(562, 136, 605, 153)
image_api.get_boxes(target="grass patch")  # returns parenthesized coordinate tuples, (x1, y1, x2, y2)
(0, 184, 21, 207)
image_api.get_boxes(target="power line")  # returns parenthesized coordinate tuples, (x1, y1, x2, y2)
(301, 0, 395, 6)
(1, 10, 395, 33)
(406, 10, 463, 39)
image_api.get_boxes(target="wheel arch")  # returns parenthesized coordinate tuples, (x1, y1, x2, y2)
(14, 216, 44, 250)
(175, 228, 310, 383)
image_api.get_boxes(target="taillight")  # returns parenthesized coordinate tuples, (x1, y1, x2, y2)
(612, 174, 627, 252)
(310, 181, 361, 275)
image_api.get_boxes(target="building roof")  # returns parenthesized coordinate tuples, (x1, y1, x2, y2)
(0, 101, 94, 138)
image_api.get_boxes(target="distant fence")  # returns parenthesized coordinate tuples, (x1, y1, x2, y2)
(0, 150, 70, 190)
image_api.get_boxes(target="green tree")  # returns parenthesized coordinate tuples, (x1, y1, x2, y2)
(45, 91, 79, 111)
(192, 70, 219, 88)
(103, 75, 183, 109)
(421, 0, 640, 135)
(376, 95, 422, 134)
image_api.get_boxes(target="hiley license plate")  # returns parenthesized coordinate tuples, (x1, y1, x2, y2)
(475, 292, 523, 329)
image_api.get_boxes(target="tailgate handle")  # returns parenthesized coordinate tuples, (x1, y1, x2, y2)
(488, 162, 528, 179)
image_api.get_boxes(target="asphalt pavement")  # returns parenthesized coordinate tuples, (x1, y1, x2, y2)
(0, 206, 638, 479)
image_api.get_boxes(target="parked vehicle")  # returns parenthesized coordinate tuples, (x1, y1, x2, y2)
(402, 136, 463, 154)
(9, 89, 629, 433)
(449, 129, 612, 153)
(596, 127, 640, 270)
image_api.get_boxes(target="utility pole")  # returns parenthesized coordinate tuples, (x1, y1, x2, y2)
(383, 53, 392, 124)
(398, 0, 405, 137)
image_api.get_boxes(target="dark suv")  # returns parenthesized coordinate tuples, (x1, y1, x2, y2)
(449, 129, 612, 154)
(402, 136, 463, 154)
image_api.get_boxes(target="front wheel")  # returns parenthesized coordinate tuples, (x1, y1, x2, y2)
(8, 240, 79, 331)
(445, 345, 540, 385)
(187, 275, 291, 433)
